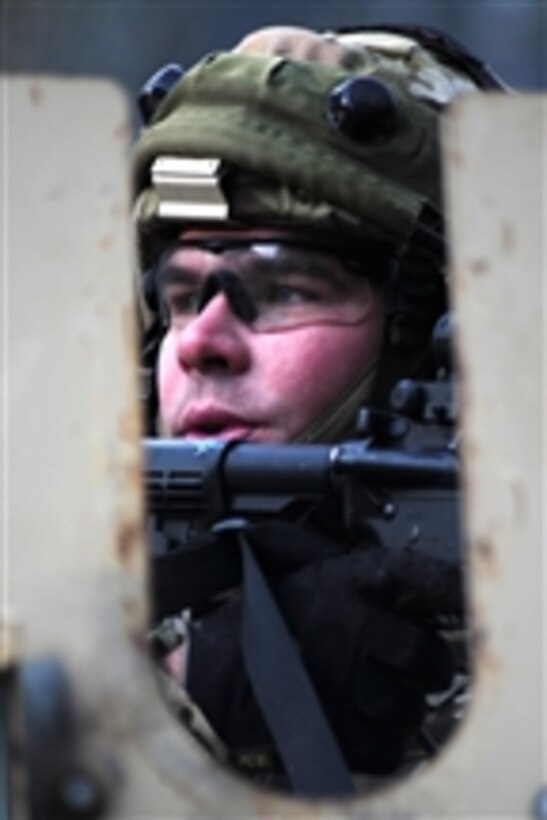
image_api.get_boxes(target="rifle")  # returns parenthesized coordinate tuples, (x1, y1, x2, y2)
(142, 314, 464, 797)
(145, 313, 461, 580)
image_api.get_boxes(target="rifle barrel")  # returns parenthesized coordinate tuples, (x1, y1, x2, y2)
(143, 439, 458, 517)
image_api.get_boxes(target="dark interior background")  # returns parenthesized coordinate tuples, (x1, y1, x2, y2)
(4, 1, 546, 130)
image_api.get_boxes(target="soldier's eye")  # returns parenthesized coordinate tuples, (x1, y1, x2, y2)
(262, 282, 325, 306)
(163, 287, 201, 321)
(258, 274, 334, 306)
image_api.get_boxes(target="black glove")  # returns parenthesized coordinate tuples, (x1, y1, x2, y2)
(186, 526, 461, 776)
(273, 548, 458, 773)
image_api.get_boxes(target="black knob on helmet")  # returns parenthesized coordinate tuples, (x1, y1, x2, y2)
(327, 76, 397, 142)
(137, 63, 184, 125)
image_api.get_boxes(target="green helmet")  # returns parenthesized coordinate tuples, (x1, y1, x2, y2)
(133, 24, 504, 436)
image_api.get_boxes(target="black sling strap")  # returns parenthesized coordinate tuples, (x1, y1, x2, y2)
(237, 527, 354, 797)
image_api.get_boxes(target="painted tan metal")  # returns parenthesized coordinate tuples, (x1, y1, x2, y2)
(1, 77, 545, 817)
(437, 95, 546, 816)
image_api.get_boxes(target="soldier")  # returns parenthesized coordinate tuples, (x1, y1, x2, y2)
(133, 25, 504, 795)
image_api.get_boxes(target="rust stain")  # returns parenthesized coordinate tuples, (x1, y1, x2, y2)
(508, 477, 526, 525)
(110, 300, 142, 444)
(113, 122, 130, 142)
(447, 144, 464, 168)
(474, 535, 499, 580)
(477, 644, 502, 677)
(500, 220, 516, 254)
(122, 302, 138, 350)
(117, 520, 141, 567)
(469, 257, 489, 276)
(118, 397, 142, 445)
(99, 233, 114, 251)
(29, 82, 45, 106)
(122, 597, 149, 637)
(122, 462, 143, 519)
(469, 627, 501, 677)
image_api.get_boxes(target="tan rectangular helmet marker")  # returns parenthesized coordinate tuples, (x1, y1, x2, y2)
(151, 156, 229, 220)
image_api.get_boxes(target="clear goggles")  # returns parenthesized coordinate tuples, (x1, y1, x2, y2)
(155, 237, 386, 333)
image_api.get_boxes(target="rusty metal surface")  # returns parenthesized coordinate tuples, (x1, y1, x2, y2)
(1, 78, 545, 817)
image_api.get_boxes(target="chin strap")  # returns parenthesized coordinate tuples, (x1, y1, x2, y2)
(296, 357, 378, 443)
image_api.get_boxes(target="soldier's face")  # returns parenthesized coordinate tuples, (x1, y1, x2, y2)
(156, 227, 385, 443)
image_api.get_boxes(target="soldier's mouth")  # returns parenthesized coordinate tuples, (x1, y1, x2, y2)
(184, 424, 256, 441)
(179, 406, 258, 441)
